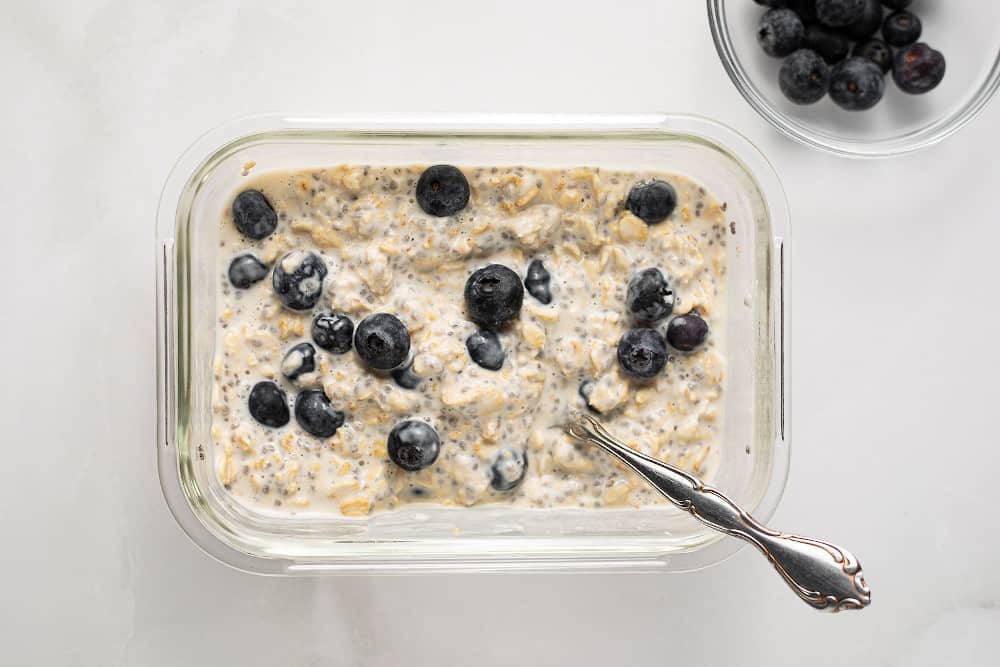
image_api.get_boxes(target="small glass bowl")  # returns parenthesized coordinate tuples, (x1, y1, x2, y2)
(707, 0, 1000, 158)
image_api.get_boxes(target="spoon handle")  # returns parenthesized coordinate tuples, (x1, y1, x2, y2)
(565, 413, 870, 612)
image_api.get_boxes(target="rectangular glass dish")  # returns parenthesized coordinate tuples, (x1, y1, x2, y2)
(156, 113, 789, 574)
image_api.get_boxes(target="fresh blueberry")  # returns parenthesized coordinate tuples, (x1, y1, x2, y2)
(524, 259, 552, 305)
(617, 328, 668, 379)
(844, 0, 883, 40)
(391, 358, 422, 390)
(802, 24, 850, 64)
(579, 380, 601, 414)
(893, 43, 946, 94)
(626, 180, 677, 225)
(227, 253, 269, 289)
(490, 447, 528, 491)
(853, 38, 893, 73)
(464, 264, 524, 327)
(757, 8, 804, 58)
(816, 0, 864, 27)
(248, 381, 290, 428)
(829, 56, 885, 110)
(466, 330, 505, 371)
(294, 390, 345, 438)
(232, 190, 278, 239)
(415, 165, 470, 217)
(626, 268, 675, 324)
(312, 313, 354, 354)
(666, 313, 710, 352)
(789, 0, 818, 23)
(387, 420, 441, 471)
(779, 49, 831, 105)
(880, 0, 910, 10)
(882, 11, 921, 47)
(272, 250, 327, 310)
(281, 342, 317, 381)
(354, 313, 410, 370)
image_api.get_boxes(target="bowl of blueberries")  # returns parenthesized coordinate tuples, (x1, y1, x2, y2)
(708, 0, 1000, 157)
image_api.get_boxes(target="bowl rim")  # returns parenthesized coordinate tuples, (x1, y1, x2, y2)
(706, 0, 1000, 158)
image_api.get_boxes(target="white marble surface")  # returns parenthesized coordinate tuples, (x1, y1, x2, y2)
(3, 1, 999, 665)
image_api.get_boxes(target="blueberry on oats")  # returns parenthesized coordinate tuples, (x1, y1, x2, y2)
(387, 420, 441, 471)
(281, 342, 317, 381)
(232, 189, 278, 239)
(272, 250, 327, 310)
(665, 313, 710, 352)
(248, 381, 290, 428)
(464, 264, 524, 327)
(626, 180, 677, 225)
(466, 329, 505, 371)
(626, 268, 675, 324)
(416, 165, 470, 217)
(355, 313, 410, 370)
(524, 259, 552, 305)
(294, 390, 345, 438)
(227, 253, 269, 289)
(617, 328, 668, 379)
(490, 447, 528, 491)
(312, 313, 354, 354)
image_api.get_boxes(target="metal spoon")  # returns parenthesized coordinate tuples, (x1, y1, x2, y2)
(564, 412, 870, 612)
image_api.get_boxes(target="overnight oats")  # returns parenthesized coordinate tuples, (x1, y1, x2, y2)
(211, 163, 729, 517)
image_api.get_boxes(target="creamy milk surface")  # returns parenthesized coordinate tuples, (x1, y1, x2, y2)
(211, 164, 729, 517)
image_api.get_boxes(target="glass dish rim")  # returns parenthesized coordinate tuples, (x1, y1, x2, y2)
(155, 112, 792, 574)
(706, 0, 1000, 159)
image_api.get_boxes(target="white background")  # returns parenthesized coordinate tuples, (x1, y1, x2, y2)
(3, 1, 999, 665)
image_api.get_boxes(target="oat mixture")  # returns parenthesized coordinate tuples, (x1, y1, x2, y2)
(211, 163, 729, 517)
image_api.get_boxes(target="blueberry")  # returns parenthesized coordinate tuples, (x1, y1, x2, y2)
(490, 447, 528, 491)
(227, 253, 269, 289)
(524, 259, 552, 305)
(354, 313, 410, 370)
(464, 264, 524, 327)
(294, 390, 345, 438)
(387, 420, 441, 471)
(829, 56, 885, 110)
(626, 180, 677, 225)
(281, 342, 317, 381)
(802, 24, 850, 65)
(893, 43, 946, 94)
(666, 313, 710, 352)
(232, 190, 278, 239)
(757, 8, 804, 58)
(626, 268, 675, 324)
(391, 358, 422, 390)
(579, 380, 601, 414)
(248, 381, 290, 428)
(882, 11, 921, 47)
(844, 0, 883, 40)
(779, 49, 831, 105)
(853, 38, 893, 73)
(415, 165, 470, 217)
(789, 0, 818, 23)
(466, 330, 505, 371)
(816, 0, 864, 27)
(272, 250, 327, 310)
(880, 0, 910, 10)
(617, 328, 668, 379)
(312, 313, 354, 354)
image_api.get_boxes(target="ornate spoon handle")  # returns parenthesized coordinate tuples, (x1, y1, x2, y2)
(565, 412, 870, 612)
